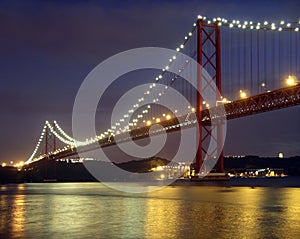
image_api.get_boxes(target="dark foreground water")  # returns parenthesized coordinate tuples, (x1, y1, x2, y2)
(1, 178, 300, 239)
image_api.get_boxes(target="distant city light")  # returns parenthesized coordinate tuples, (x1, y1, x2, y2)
(14, 161, 24, 168)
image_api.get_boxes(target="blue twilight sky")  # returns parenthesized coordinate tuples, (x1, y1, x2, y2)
(0, 0, 300, 164)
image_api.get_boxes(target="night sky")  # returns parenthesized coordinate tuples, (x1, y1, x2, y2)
(1, 0, 300, 164)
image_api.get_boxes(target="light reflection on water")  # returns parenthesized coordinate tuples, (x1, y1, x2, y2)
(0, 183, 300, 238)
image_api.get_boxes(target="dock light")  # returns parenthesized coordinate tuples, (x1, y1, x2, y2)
(286, 75, 297, 86)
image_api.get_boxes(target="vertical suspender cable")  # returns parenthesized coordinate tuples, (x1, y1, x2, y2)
(279, 33, 281, 86)
(264, 30, 267, 90)
(243, 30, 246, 90)
(250, 30, 253, 94)
(289, 31, 292, 74)
(230, 29, 233, 98)
(257, 30, 260, 94)
(272, 31, 275, 89)
(238, 30, 241, 92)
(296, 32, 298, 76)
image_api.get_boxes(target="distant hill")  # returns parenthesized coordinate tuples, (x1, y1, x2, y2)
(0, 157, 171, 183)
(117, 157, 170, 173)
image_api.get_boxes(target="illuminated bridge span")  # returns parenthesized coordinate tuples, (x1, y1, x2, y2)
(25, 15, 300, 178)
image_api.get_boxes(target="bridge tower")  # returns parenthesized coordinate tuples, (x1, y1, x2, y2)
(44, 122, 57, 180)
(196, 18, 224, 173)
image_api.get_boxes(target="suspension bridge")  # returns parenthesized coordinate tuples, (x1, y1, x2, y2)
(23, 15, 300, 180)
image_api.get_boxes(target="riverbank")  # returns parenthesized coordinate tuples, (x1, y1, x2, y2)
(1, 155, 300, 184)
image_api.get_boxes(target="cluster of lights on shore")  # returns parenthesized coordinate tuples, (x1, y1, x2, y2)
(1, 161, 24, 169)
(25, 15, 300, 164)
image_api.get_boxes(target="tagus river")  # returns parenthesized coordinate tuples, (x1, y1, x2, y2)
(1, 181, 300, 239)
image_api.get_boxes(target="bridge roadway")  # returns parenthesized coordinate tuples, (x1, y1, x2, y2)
(29, 84, 300, 163)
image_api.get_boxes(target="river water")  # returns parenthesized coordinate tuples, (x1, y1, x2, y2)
(1, 180, 300, 239)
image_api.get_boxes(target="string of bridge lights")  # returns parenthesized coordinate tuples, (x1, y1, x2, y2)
(26, 123, 47, 163)
(53, 121, 76, 142)
(197, 15, 300, 32)
(105, 26, 197, 136)
(26, 23, 196, 159)
(27, 118, 120, 163)
(115, 15, 300, 133)
(25, 121, 70, 164)
(27, 15, 300, 163)
(45, 121, 77, 146)
(26, 120, 86, 164)
(52, 121, 101, 146)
